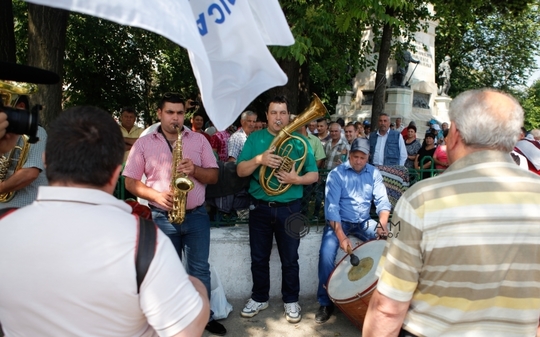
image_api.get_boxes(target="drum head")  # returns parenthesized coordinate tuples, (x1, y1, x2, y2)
(327, 240, 386, 301)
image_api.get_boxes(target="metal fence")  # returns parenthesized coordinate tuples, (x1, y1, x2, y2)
(114, 157, 444, 227)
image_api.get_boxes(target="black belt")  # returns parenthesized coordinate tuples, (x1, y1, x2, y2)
(254, 199, 299, 208)
(149, 204, 202, 214)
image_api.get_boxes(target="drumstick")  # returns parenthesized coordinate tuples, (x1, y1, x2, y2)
(347, 246, 360, 266)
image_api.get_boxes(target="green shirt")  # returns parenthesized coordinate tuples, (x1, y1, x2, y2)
(307, 133, 326, 161)
(238, 129, 318, 202)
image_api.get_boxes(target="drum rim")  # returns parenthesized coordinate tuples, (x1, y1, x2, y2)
(326, 239, 386, 303)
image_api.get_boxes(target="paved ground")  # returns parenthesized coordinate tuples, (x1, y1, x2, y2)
(203, 296, 361, 337)
(0, 298, 361, 337)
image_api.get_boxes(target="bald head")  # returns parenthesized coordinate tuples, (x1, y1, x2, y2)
(448, 89, 523, 153)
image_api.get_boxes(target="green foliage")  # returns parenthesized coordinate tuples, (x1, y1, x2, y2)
(518, 80, 540, 129)
(64, 14, 197, 124)
(12, 0, 28, 62)
(269, 0, 375, 108)
(435, 0, 540, 95)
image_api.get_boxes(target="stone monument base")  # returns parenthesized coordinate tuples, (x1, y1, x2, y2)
(385, 87, 413, 122)
(434, 95, 452, 123)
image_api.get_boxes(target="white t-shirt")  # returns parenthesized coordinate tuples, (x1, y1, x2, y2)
(0, 186, 203, 337)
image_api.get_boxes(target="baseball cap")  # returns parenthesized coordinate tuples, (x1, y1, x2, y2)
(350, 138, 370, 154)
(432, 124, 441, 131)
(362, 120, 370, 126)
(0, 61, 59, 84)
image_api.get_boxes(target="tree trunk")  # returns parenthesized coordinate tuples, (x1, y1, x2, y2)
(0, 0, 16, 62)
(298, 59, 311, 113)
(267, 57, 300, 115)
(372, 13, 394, 125)
(27, 4, 69, 129)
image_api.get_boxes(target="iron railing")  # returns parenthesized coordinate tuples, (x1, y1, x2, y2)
(114, 159, 444, 227)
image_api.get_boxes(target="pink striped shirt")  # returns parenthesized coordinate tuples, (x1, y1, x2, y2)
(123, 126, 218, 210)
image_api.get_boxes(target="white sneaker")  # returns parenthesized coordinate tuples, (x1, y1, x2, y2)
(284, 302, 302, 323)
(240, 298, 269, 318)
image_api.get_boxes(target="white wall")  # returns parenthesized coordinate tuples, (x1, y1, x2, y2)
(209, 225, 323, 299)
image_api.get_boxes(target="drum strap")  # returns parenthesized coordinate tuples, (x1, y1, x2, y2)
(135, 215, 157, 293)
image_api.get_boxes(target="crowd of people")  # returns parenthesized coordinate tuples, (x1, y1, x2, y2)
(0, 62, 539, 337)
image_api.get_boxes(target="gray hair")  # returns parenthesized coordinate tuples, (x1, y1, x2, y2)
(449, 88, 523, 152)
(530, 128, 540, 140)
(240, 110, 257, 120)
(329, 122, 341, 130)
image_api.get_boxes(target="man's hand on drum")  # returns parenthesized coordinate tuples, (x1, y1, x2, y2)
(339, 236, 353, 253)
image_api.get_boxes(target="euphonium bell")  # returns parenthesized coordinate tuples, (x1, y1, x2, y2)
(0, 80, 36, 202)
(259, 94, 328, 196)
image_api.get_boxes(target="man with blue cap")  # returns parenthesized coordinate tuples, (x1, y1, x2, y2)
(314, 137, 391, 323)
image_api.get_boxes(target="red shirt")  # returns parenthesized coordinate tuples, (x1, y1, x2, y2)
(123, 126, 218, 210)
(210, 130, 231, 162)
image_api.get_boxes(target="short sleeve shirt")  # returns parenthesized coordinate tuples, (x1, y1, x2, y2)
(123, 127, 218, 210)
(237, 129, 318, 203)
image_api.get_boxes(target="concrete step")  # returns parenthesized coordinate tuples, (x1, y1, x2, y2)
(209, 224, 324, 300)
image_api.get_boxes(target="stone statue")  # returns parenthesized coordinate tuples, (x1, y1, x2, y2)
(392, 50, 420, 87)
(437, 55, 452, 96)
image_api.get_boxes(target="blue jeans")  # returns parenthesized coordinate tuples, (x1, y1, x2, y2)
(151, 206, 211, 299)
(317, 219, 377, 306)
(248, 200, 301, 303)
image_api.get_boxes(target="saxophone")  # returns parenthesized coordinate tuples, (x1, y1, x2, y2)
(168, 125, 195, 224)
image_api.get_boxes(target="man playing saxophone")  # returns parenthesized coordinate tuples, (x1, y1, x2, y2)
(0, 96, 48, 209)
(236, 96, 319, 324)
(123, 93, 226, 336)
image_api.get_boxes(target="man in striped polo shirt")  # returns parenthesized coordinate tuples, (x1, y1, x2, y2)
(364, 88, 540, 337)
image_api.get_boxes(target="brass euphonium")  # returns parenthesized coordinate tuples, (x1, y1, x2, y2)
(168, 125, 195, 224)
(0, 80, 35, 202)
(0, 137, 31, 202)
(0, 80, 37, 107)
(259, 94, 328, 196)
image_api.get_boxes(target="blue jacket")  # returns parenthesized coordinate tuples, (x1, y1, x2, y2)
(369, 130, 401, 165)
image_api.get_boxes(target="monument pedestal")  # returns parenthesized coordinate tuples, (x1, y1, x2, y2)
(434, 95, 452, 123)
(385, 87, 413, 120)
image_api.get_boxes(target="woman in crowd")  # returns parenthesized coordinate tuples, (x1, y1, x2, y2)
(415, 132, 437, 179)
(433, 129, 449, 171)
(404, 125, 421, 169)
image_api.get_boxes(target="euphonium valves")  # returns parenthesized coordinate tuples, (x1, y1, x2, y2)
(259, 94, 328, 196)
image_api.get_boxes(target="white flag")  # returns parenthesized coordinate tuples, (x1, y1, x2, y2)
(24, 0, 294, 130)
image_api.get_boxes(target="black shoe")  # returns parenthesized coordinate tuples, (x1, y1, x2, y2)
(205, 319, 227, 336)
(315, 305, 334, 324)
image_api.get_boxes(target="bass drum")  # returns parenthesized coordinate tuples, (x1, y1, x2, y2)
(327, 239, 386, 330)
